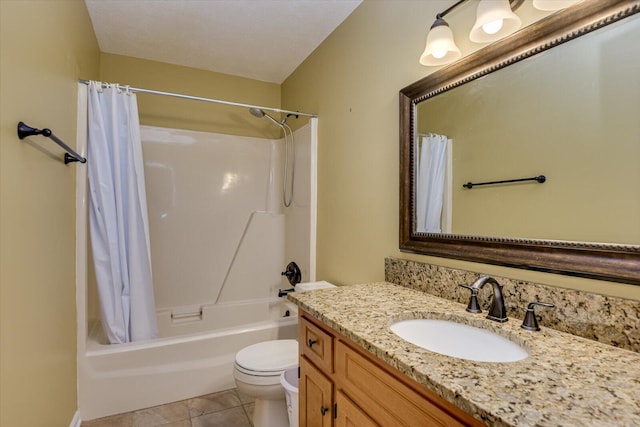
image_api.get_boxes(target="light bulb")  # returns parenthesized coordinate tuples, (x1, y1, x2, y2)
(432, 49, 447, 59)
(482, 19, 503, 35)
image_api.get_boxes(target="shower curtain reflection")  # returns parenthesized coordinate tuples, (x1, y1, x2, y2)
(416, 133, 451, 234)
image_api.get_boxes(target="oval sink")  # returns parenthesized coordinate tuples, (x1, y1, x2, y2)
(389, 319, 528, 363)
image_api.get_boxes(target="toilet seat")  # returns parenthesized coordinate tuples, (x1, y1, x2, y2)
(234, 363, 289, 377)
(233, 339, 299, 387)
(234, 339, 298, 374)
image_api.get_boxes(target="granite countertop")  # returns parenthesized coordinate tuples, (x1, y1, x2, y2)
(288, 282, 640, 427)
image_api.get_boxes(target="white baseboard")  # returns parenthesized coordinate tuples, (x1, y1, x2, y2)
(69, 410, 82, 427)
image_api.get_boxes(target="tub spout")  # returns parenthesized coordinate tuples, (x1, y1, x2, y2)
(278, 288, 295, 297)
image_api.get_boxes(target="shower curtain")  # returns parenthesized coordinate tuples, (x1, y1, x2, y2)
(416, 133, 449, 233)
(87, 81, 158, 344)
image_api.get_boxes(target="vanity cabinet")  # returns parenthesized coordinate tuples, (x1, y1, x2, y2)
(299, 311, 484, 427)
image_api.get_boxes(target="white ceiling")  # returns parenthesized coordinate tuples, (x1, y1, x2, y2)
(85, 0, 362, 84)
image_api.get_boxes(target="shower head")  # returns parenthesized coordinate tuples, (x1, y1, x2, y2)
(248, 108, 296, 208)
(249, 108, 282, 127)
(249, 107, 265, 118)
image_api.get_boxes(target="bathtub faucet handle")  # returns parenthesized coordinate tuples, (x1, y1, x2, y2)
(281, 261, 302, 286)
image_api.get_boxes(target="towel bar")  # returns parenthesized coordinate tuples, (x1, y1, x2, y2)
(17, 121, 86, 164)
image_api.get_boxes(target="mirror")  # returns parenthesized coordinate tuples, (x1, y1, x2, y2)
(400, 0, 640, 285)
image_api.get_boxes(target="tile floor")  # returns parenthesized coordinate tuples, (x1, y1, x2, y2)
(81, 388, 255, 427)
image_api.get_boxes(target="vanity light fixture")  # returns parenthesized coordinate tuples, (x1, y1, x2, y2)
(420, 0, 525, 67)
(420, 0, 581, 66)
(532, 0, 583, 11)
(469, 0, 522, 43)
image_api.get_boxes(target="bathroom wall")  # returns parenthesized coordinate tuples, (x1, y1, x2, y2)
(99, 53, 282, 138)
(0, 1, 100, 426)
(282, 0, 640, 301)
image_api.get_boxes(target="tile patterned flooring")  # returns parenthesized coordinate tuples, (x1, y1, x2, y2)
(81, 388, 255, 427)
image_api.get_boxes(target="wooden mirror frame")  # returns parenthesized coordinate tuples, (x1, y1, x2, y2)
(400, 0, 640, 285)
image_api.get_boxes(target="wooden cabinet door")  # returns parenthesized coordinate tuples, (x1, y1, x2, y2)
(335, 390, 378, 427)
(300, 356, 333, 427)
(335, 341, 473, 427)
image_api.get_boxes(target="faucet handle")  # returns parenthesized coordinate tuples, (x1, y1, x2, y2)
(521, 302, 555, 331)
(459, 284, 482, 313)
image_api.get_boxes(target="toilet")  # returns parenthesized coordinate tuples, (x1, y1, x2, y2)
(233, 339, 299, 427)
(233, 281, 336, 427)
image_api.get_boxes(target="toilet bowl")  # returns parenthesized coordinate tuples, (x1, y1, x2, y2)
(233, 281, 336, 427)
(233, 339, 299, 427)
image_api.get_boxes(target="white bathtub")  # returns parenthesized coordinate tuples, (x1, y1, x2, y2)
(79, 297, 298, 421)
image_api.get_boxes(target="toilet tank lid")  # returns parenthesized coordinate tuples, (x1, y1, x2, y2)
(235, 339, 299, 372)
(295, 281, 336, 292)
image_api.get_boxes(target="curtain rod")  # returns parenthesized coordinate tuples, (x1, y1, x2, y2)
(78, 79, 318, 118)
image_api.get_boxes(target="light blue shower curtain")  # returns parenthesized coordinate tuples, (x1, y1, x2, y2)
(87, 81, 159, 344)
(416, 133, 449, 233)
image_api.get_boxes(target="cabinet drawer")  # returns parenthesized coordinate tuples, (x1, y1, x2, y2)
(336, 341, 474, 427)
(300, 316, 334, 373)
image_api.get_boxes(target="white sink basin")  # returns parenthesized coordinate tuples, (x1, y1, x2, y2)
(389, 318, 528, 363)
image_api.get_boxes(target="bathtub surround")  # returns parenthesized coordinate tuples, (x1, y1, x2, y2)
(385, 257, 640, 353)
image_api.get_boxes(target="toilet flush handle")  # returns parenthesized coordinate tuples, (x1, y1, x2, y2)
(307, 338, 317, 347)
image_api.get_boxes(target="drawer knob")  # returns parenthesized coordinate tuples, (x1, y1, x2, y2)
(307, 338, 318, 347)
(320, 406, 329, 416)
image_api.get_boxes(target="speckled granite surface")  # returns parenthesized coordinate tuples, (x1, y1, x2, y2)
(385, 258, 640, 353)
(289, 283, 640, 427)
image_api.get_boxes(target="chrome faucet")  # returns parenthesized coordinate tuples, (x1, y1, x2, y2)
(467, 276, 508, 323)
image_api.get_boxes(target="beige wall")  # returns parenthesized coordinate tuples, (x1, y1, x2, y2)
(0, 1, 100, 426)
(100, 53, 282, 139)
(282, 0, 640, 300)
